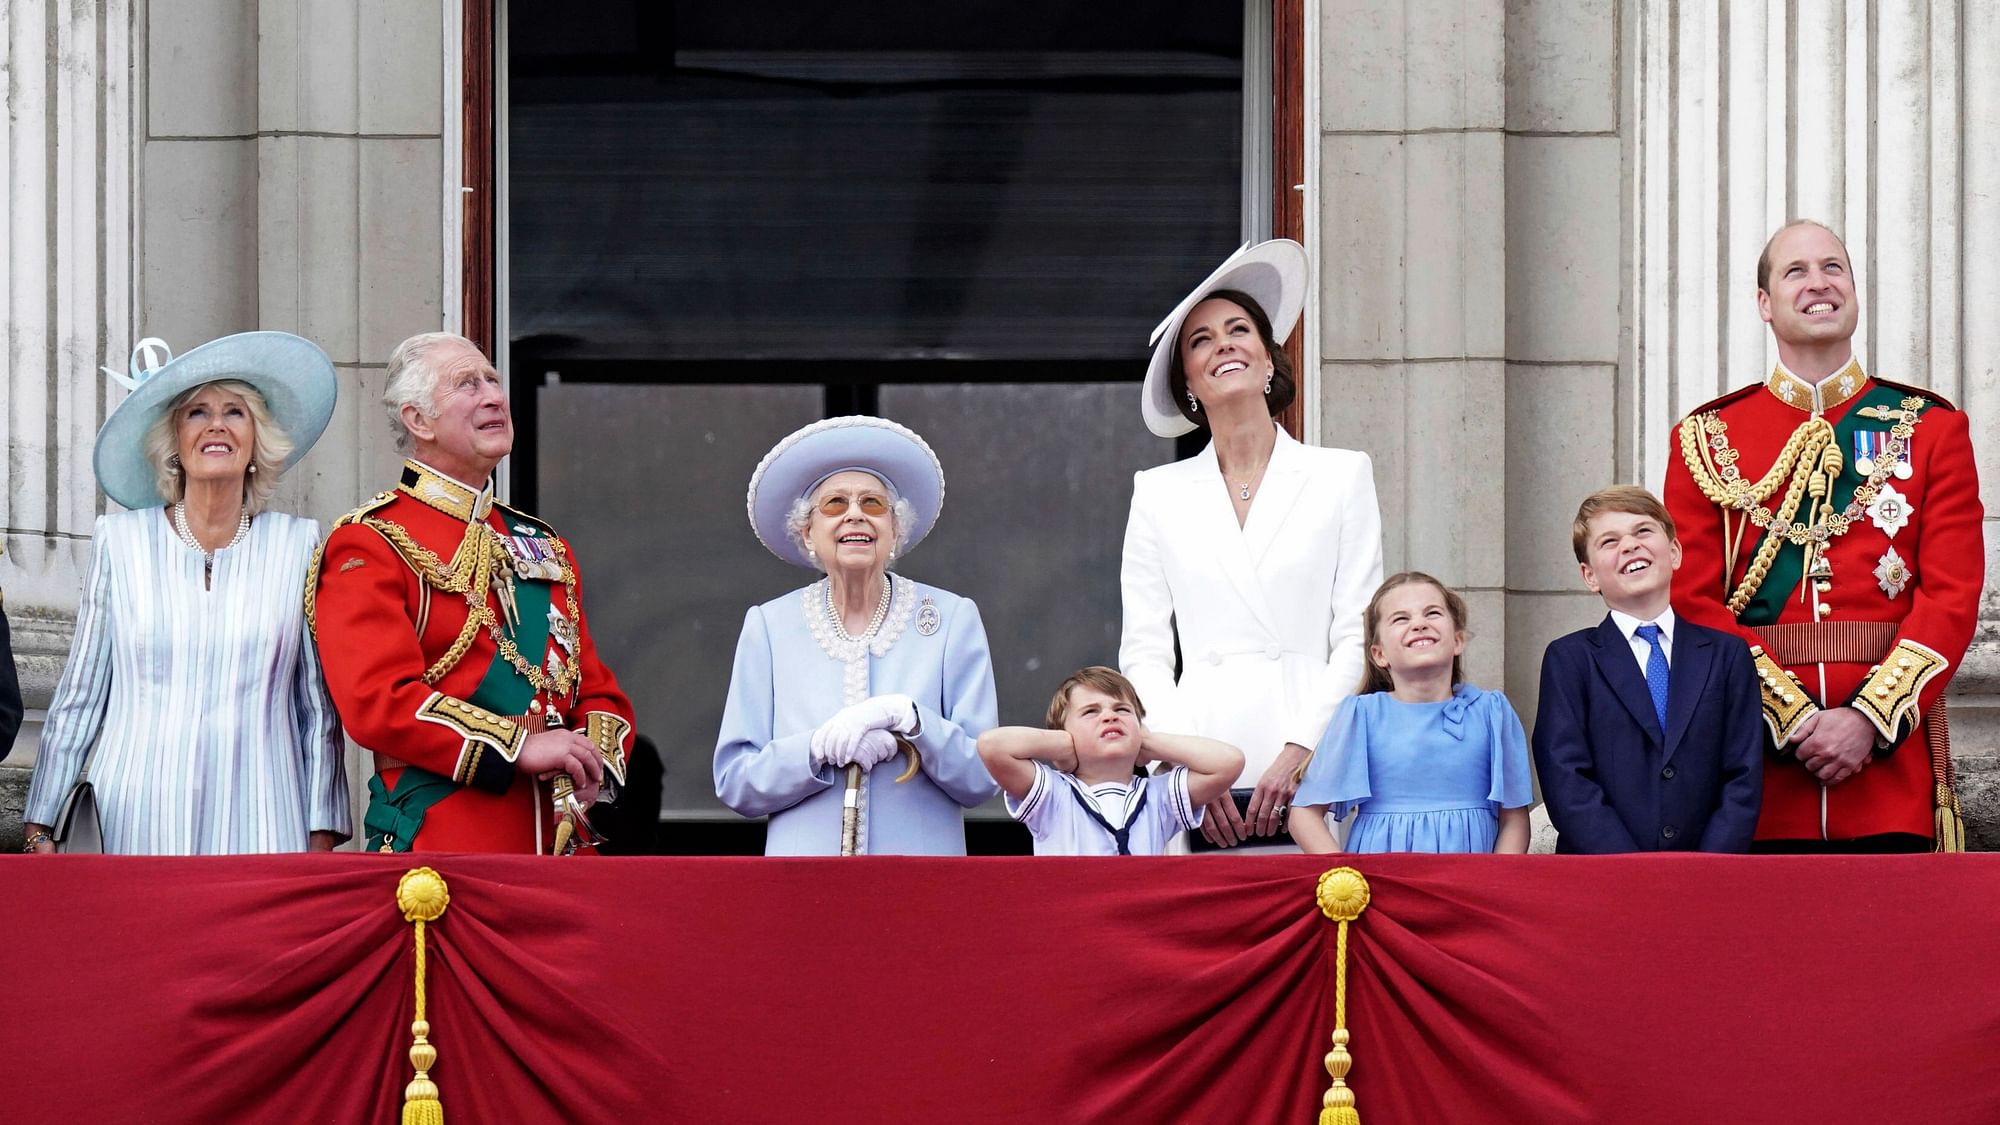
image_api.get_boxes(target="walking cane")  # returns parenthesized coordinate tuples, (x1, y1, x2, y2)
(839, 738, 921, 856)
(839, 764, 864, 856)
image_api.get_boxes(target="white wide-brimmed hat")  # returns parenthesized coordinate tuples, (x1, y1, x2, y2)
(1140, 238, 1309, 437)
(92, 332, 338, 510)
(747, 416, 945, 569)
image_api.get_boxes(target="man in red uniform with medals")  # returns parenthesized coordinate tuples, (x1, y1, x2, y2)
(310, 332, 635, 853)
(1663, 221, 1983, 852)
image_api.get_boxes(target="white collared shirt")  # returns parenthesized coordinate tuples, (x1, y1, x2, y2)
(1608, 605, 1676, 676)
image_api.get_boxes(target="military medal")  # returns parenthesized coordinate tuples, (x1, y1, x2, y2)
(1866, 482, 1913, 537)
(1852, 430, 1881, 476)
(916, 597, 941, 637)
(1874, 547, 1911, 598)
(547, 602, 579, 654)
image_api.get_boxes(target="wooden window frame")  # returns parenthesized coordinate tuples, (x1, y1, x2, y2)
(461, 1, 1306, 434)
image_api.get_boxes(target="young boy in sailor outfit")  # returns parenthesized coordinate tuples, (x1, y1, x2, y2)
(979, 667, 1241, 856)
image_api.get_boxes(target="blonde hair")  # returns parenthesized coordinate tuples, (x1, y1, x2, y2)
(142, 380, 293, 514)
(1357, 572, 1469, 695)
(1046, 666, 1146, 729)
(1570, 485, 1677, 564)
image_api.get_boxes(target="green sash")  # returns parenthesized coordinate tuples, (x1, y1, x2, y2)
(1740, 385, 1930, 626)
(365, 770, 455, 852)
(363, 562, 559, 849)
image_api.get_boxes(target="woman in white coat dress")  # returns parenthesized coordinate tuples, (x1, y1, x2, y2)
(1120, 240, 1384, 849)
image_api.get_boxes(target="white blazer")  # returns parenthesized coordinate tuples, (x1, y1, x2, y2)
(1119, 427, 1384, 785)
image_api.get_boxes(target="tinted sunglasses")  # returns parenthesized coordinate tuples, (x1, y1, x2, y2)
(816, 493, 890, 517)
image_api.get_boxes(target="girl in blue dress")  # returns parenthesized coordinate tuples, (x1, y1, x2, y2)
(1290, 572, 1534, 854)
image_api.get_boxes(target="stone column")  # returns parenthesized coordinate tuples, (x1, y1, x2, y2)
(1317, 0, 1509, 687)
(1500, 0, 1626, 714)
(0, 0, 136, 827)
(1629, 0, 2000, 840)
(1, 0, 452, 843)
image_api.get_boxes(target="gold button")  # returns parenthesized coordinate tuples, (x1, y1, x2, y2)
(1782, 693, 1796, 705)
(1815, 581, 1832, 593)
(1876, 686, 1891, 697)
(1816, 603, 1833, 617)
(1898, 657, 1913, 669)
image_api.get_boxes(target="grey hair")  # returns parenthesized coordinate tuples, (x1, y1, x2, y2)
(142, 380, 294, 514)
(784, 484, 918, 570)
(383, 331, 475, 451)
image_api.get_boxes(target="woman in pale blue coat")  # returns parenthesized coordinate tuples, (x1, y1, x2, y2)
(715, 416, 999, 855)
(23, 333, 349, 854)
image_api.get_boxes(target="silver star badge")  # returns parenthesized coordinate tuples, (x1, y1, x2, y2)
(1866, 483, 1914, 538)
(1874, 547, 1911, 599)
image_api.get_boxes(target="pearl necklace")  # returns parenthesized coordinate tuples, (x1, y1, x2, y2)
(172, 502, 250, 588)
(825, 574, 892, 642)
(172, 501, 250, 554)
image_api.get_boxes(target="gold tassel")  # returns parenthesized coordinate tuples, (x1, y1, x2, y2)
(1316, 867, 1372, 1125)
(397, 867, 452, 1124)
(1935, 785, 1965, 854)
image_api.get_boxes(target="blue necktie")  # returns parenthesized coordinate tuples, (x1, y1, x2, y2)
(1634, 623, 1670, 732)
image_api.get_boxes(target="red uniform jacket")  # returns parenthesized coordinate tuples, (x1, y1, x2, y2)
(309, 460, 635, 853)
(1663, 362, 1982, 843)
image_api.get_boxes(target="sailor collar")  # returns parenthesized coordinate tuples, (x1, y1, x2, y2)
(397, 458, 495, 521)
(1764, 357, 1867, 415)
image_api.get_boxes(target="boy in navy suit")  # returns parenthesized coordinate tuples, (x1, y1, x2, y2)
(1533, 486, 1762, 853)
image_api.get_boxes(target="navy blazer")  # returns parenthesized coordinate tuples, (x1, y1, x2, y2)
(1532, 613, 1762, 853)
(0, 606, 21, 763)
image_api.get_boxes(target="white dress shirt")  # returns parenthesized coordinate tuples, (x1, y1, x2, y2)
(1608, 605, 1677, 675)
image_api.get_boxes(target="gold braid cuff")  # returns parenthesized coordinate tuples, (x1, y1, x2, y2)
(414, 692, 526, 786)
(583, 711, 632, 786)
(1750, 646, 1817, 748)
(1849, 640, 1948, 747)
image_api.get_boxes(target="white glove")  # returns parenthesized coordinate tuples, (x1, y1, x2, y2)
(810, 725, 902, 770)
(852, 728, 902, 770)
(811, 694, 919, 768)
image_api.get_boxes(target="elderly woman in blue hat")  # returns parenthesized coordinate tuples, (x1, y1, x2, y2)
(715, 416, 1000, 855)
(22, 333, 350, 854)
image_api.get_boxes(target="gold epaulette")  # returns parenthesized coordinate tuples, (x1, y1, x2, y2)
(304, 491, 400, 637)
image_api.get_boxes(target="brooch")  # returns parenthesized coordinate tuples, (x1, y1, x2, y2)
(916, 597, 942, 636)
(1865, 483, 1913, 538)
(1874, 547, 1912, 599)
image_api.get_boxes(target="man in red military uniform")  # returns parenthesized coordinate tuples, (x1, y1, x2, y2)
(310, 332, 634, 853)
(1663, 220, 1983, 851)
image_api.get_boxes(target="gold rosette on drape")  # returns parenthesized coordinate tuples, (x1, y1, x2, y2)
(397, 867, 451, 1124)
(1315, 867, 1372, 1124)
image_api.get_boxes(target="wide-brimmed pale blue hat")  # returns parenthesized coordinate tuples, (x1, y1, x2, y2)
(747, 416, 945, 569)
(92, 332, 338, 509)
(1141, 238, 1309, 437)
